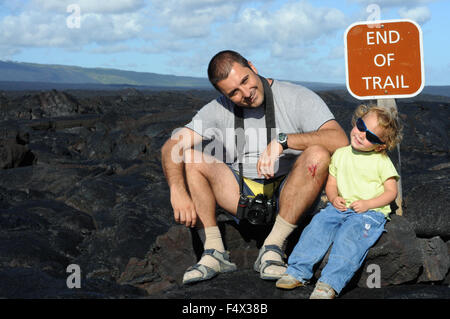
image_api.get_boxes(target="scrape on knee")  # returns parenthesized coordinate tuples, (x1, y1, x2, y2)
(308, 164, 318, 178)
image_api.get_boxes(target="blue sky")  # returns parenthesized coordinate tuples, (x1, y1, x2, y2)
(0, 0, 449, 85)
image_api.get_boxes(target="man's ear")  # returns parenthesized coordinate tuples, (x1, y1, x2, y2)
(248, 61, 258, 74)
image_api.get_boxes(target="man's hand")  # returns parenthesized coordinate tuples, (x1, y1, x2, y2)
(349, 200, 370, 213)
(331, 196, 347, 211)
(257, 139, 283, 179)
(170, 186, 197, 227)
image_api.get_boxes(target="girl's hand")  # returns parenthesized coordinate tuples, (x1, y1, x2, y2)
(350, 200, 370, 213)
(332, 196, 347, 211)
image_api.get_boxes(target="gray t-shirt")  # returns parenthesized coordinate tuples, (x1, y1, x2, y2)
(185, 79, 335, 179)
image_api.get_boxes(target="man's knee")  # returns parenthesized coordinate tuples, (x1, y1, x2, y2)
(184, 149, 220, 178)
(184, 149, 203, 170)
(295, 145, 331, 168)
(304, 144, 331, 162)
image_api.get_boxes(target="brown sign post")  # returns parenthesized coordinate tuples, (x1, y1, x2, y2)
(344, 19, 425, 215)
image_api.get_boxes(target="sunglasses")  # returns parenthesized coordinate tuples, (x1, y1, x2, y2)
(356, 118, 385, 145)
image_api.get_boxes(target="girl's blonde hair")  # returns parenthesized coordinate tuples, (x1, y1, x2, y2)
(351, 104, 403, 153)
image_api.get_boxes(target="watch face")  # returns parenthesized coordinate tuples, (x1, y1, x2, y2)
(278, 133, 288, 149)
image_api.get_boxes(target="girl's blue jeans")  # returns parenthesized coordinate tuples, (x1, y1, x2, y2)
(286, 203, 386, 294)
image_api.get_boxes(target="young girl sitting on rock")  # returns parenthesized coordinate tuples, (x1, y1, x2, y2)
(276, 104, 403, 299)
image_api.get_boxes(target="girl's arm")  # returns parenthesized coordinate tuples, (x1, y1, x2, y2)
(350, 177, 398, 213)
(326, 174, 347, 211)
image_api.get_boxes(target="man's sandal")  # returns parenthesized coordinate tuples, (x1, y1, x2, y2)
(253, 244, 287, 280)
(182, 249, 237, 285)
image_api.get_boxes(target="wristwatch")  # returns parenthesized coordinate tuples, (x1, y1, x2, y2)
(277, 133, 288, 150)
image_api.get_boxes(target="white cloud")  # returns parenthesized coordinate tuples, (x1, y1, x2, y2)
(149, 0, 243, 38)
(79, 12, 144, 43)
(0, 0, 348, 60)
(0, 11, 68, 47)
(30, 0, 146, 14)
(398, 6, 431, 24)
(270, 43, 310, 60)
(136, 0, 350, 79)
(0, 7, 146, 48)
(0, 45, 20, 60)
(218, 1, 347, 59)
(352, 0, 435, 8)
(271, 2, 347, 45)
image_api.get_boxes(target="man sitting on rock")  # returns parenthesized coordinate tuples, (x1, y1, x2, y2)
(161, 50, 348, 284)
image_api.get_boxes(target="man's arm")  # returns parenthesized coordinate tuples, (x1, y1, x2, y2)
(256, 119, 348, 178)
(286, 119, 349, 154)
(161, 127, 203, 227)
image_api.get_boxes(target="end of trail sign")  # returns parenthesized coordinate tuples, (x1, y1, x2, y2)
(344, 19, 424, 100)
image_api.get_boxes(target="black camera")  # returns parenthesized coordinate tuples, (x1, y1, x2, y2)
(236, 193, 277, 225)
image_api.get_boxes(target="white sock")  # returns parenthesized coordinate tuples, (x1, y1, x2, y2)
(204, 226, 225, 252)
(184, 226, 224, 281)
(262, 215, 297, 276)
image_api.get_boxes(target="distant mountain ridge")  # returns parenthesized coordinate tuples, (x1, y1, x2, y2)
(0, 60, 449, 97)
(0, 60, 209, 88)
(0, 60, 349, 91)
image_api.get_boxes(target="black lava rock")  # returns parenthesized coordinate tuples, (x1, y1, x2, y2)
(0, 88, 448, 299)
